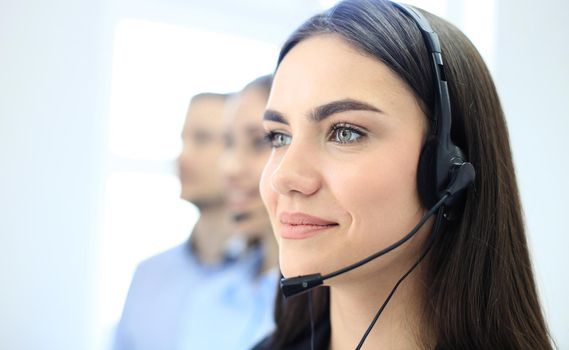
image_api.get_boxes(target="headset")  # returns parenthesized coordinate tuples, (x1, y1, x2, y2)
(400, 2, 476, 211)
(278, 2, 477, 349)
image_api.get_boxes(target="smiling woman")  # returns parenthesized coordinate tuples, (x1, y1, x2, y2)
(262, 35, 430, 283)
(253, 0, 554, 349)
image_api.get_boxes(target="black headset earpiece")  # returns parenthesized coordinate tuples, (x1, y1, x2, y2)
(417, 136, 440, 208)
(393, 2, 475, 211)
(417, 135, 474, 209)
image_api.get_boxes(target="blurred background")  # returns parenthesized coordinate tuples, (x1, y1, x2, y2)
(0, 0, 567, 349)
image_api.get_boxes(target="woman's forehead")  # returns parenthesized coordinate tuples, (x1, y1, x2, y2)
(268, 35, 418, 123)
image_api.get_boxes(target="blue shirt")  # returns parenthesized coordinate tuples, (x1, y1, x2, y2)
(113, 242, 278, 350)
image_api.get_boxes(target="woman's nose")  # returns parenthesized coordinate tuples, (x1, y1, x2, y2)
(270, 143, 322, 197)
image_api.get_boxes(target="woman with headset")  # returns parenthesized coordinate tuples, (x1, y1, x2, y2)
(253, 0, 553, 349)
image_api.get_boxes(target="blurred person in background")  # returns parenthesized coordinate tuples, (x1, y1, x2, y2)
(113, 76, 279, 349)
(217, 75, 279, 348)
(113, 92, 250, 350)
(174, 75, 279, 349)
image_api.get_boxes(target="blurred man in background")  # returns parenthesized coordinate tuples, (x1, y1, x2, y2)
(113, 92, 247, 350)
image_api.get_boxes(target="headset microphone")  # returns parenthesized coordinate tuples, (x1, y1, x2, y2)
(281, 162, 474, 297)
(281, 176, 456, 298)
(281, 195, 447, 298)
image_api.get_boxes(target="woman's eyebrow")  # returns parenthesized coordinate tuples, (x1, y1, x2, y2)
(310, 98, 383, 122)
(263, 98, 383, 125)
(263, 109, 289, 124)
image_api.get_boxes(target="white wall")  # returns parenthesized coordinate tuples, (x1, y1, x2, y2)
(0, 0, 112, 349)
(494, 0, 569, 347)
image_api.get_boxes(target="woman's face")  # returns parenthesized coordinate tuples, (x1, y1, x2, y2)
(221, 87, 272, 239)
(260, 35, 432, 284)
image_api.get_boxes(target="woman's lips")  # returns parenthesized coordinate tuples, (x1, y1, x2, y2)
(279, 212, 338, 239)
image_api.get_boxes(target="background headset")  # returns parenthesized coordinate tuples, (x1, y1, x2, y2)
(279, 1, 476, 349)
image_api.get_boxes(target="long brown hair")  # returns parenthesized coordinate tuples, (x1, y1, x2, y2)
(267, 1, 553, 349)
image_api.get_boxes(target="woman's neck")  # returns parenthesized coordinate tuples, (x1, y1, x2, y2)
(328, 266, 430, 350)
(191, 207, 233, 265)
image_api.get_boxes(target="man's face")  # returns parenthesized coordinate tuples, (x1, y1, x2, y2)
(177, 96, 227, 208)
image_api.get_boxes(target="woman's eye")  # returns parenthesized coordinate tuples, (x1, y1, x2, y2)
(330, 124, 364, 144)
(265, 131, 291, 148)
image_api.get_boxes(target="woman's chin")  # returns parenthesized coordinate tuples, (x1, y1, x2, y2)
(279, 254, 328, 278)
